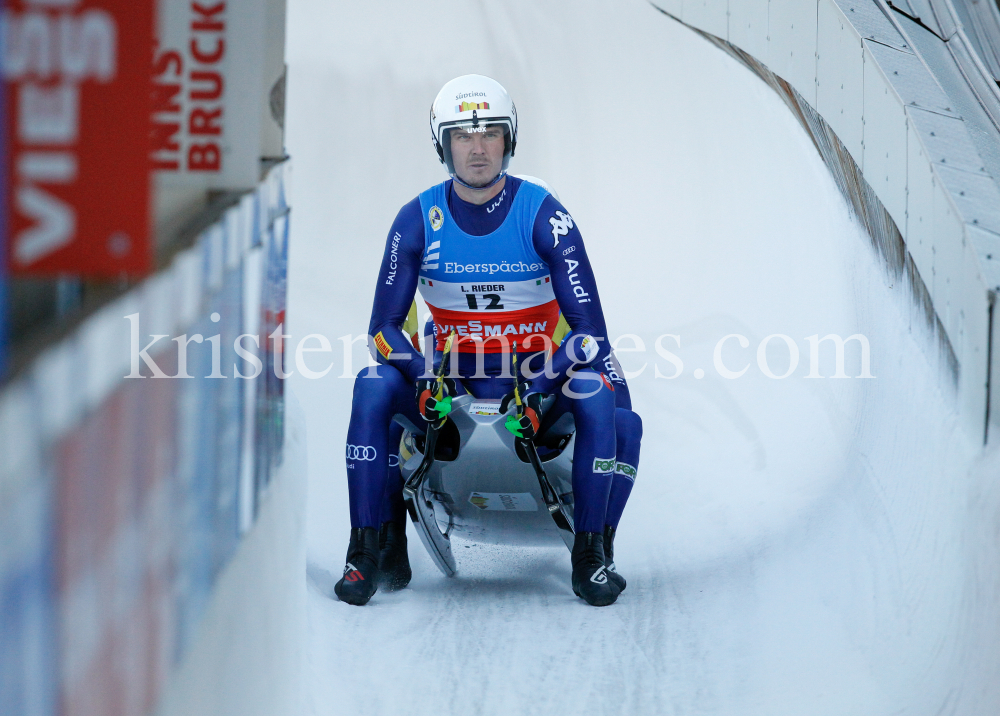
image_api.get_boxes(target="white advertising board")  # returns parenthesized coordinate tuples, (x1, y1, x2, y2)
(152, 0, 285, 190)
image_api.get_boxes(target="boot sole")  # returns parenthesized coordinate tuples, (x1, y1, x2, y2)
(578, 591, 619, 607)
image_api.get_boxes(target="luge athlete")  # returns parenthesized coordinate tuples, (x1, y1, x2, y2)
(335, 75, 642, 607)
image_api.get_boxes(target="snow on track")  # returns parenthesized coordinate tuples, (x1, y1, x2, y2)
(286, 1, 1000, 713)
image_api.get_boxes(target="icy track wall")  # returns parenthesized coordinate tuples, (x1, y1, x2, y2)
(0, 165, 304, 716)
(651, 0, 1000, 441)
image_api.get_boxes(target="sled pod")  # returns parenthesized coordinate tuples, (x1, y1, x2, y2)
(399, 395, 576, 577)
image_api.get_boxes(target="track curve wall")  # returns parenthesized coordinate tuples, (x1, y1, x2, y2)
(651, 0, 1000, 440)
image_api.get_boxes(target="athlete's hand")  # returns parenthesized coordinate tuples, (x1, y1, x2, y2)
(502, 387, 548, 440)
(415, 378, 456, 422)
(498, 380, 530, 417)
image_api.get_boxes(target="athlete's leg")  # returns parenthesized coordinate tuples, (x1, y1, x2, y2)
(344, 365, 421, 529)
(542, 369, 620, 606)
(379, 421, 407, 526)
(543, 370, 617, 532)
(601, 407, 641, 587)
(376, 421, 413, 591)
(337, 365, 422, 605)
(606, 407, 642, 530)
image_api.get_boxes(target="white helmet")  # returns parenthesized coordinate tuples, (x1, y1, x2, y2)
(430, 74, 517, 188)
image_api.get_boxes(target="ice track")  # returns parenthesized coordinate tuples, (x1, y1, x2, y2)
(285, 1, 1000, 714)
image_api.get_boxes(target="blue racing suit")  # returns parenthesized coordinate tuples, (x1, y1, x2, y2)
(346, 176, 640, 535)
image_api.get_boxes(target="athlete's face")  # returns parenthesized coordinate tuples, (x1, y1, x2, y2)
(449, 125, 505, 187)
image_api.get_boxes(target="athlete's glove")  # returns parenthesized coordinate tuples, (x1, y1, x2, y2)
(415, 378, 456, 422)
(501, 385, 548, 440)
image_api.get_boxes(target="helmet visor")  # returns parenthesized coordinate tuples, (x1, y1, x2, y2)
(439, 119, 513, 186)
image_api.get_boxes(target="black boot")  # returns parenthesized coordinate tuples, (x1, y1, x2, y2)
(378, 521, 412, 591)
(334, 527, 380, 606)
(603, 525, 626, 592)
(571, 532, 621, 606)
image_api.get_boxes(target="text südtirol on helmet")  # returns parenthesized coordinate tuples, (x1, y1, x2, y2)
(430, 74, 517, 190)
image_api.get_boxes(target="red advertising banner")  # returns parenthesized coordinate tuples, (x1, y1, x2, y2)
(4, 0, 154, 277)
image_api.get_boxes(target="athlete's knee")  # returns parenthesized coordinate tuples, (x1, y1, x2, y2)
(351, 364, 409, 412)
(615, 408, 642, 442)
(561, 371, 616, 439)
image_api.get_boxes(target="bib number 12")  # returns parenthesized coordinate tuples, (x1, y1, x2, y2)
(465, 294, 504, 310)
